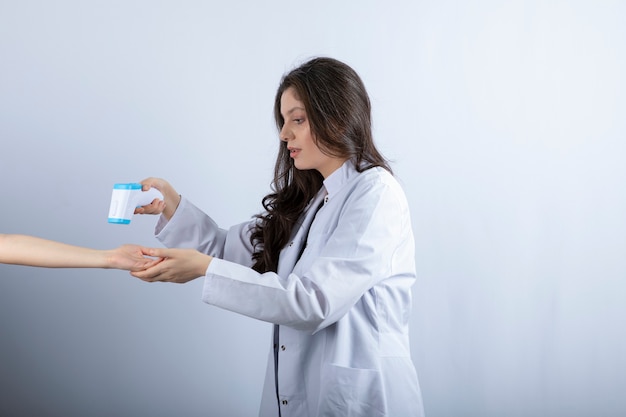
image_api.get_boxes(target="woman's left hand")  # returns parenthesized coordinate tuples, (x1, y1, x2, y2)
(131, 247, 212, 284)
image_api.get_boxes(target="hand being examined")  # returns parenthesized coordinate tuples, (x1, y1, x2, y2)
(131, 247, 213, 283)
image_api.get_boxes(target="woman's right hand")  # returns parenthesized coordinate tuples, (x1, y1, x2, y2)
(134, 177, 182, 221)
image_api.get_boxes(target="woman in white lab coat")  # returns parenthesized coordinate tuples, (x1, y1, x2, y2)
(132, 57, 425, 417)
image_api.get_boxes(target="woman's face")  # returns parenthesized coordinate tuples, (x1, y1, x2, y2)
(279, 87, 346, 179)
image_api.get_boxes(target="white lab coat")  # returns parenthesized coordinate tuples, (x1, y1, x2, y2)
(155, 161, 425, 417)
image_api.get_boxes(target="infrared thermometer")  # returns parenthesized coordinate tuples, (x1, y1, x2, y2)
(107, 183, 163, 224)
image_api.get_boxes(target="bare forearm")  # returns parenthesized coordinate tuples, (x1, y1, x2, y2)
(0, 234, 110, 268)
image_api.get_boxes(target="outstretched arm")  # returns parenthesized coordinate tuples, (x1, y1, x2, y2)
(0, 234, 161, 271)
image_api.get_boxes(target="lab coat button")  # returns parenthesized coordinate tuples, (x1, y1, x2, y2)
(281, 345, 286, 351)
(281, 400, 288, 405)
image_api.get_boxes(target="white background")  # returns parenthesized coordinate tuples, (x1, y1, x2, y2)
(1, 1, 624, 416)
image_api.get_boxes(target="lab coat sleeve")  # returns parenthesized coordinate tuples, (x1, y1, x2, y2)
(155, 196, 257, 266)
(202, 173, 414, 333)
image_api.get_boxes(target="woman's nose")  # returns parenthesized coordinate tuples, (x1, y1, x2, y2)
(280, 126, 292, 142)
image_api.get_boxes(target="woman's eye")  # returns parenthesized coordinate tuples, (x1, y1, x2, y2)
(294, 118, 304, 124)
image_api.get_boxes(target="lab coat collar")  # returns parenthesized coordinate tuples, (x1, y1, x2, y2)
(322, 160, 359, 205)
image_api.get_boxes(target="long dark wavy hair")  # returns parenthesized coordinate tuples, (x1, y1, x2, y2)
(250, 57, 392, 273)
